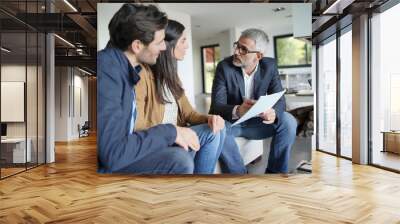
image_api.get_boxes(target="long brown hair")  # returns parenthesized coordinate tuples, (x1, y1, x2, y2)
(150, 20, 185, 104)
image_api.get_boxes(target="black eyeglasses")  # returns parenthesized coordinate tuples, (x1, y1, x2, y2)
(233, 41, 260, 55)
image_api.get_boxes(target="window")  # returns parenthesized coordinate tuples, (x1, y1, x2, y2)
(339, 27, 352, 158)
(316, 24, 353, 159)
(370, 2, 400, 171)
(274, 34, 312, 68)
(317, 35, 337, 155)
(201, 45, 221, 94)
(0, 1, 47, 179)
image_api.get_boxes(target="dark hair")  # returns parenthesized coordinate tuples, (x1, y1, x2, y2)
(150, 20, 185, 104)
(108, 3, 168, 51)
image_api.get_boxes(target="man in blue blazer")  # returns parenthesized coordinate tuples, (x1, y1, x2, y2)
(97, 4, 200, 174)
(210, 29, 297, 174)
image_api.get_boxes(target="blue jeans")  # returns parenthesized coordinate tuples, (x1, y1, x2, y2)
(220, 112, 297, 174)
(116, 146, 195, 174)
(117, 124, 225, 175)
(189, 124, 226, 174)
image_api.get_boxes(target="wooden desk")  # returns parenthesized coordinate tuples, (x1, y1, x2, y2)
(382, 131, 400, 154)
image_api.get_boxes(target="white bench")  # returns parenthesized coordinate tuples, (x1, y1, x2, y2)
(214, 137, 263, 173)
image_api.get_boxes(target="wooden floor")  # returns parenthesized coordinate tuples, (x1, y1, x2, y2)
(1, 135, 400, 223)
(372, 151, 400, 171)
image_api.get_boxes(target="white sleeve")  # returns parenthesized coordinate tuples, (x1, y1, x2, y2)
(232, 105, 240, 120)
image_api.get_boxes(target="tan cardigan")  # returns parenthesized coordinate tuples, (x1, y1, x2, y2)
(134, 65, 208, 131)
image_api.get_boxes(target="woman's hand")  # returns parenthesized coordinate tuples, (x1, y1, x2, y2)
(207, 115, 225, 134)
(174, 126, 200, 151)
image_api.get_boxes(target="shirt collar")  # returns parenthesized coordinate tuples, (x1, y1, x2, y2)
(125, 55, 142, 85)
(241, 62, 259, 78)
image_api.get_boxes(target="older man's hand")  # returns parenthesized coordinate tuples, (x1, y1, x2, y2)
(260, 108, 276, 124)
(208, 115, 225, 134)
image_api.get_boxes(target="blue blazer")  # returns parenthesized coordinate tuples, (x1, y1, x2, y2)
(97, 47, 177, 173)
(209, 56, 286, 123)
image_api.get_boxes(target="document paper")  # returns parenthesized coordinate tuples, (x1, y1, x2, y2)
(232, 90, 286, 126)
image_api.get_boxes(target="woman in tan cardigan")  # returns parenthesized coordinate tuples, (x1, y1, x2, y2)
(135, 20, 225, 174)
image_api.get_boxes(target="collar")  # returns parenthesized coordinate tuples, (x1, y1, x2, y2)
(125, 55, 142, 85)
(130, 64, 142, 85)
(241, 62, 259, 78)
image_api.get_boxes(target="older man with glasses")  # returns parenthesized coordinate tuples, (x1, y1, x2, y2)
(209, 28, 297, 174)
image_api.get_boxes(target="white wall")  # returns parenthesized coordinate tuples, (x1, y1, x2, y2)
(54, 67, 89, 141)
(1, 65, 42, 135)
(163, 9, 195, 104)
(1, 64, 47, 163)
(54, 67, 68, 141)
(97, 3, 196, 104)
(192, 30, 231, 95)
(97, 3, 123, 51)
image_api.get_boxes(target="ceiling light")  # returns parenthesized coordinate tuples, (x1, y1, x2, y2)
(1, 47, 11, 53)
(272, 7, 285, 12)
(54, 34, 75, 48)
(322, 0, 354, 15)
(78, 67, 92, 76)
(63, 0, 78, 12)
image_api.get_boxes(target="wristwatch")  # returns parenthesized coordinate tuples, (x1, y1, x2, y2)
(235, 105, 241, 118)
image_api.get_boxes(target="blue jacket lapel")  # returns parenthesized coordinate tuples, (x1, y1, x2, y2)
(232, 62, 245, 98)
(235, 73, 245, 98)
(252, 65, 263, 100)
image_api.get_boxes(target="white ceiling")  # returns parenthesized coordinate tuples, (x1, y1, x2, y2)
(158, 3, 294, 41)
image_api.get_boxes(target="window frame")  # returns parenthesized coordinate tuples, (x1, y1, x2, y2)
(200, 44, 220, 94)
(273, 33, 312, 69)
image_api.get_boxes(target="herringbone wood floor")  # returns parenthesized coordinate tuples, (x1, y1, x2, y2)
(1, 135, 400, 223)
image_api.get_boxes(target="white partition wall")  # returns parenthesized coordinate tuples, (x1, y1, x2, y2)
(1, 82, 25, 122)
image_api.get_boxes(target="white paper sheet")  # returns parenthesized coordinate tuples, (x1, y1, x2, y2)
(232, 90, 286, 126)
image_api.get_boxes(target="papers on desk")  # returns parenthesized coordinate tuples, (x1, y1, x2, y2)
(232, 90, 286, 126)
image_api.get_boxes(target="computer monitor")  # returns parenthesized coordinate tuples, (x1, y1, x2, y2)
(1, 123, 7, 137)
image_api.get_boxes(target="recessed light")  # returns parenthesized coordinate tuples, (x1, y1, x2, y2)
(63, 0, 78, 12)
(1, 47, 11, 53)
(54, 34, 75, 48)
(78, 67, 92, 76)
(273, 7, 285, 12)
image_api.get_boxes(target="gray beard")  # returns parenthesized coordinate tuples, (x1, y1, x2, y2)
(233, 59, 246, 68)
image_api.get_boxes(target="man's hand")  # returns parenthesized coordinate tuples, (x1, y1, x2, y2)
(174, 126, 200, 151)
(207, 115, 225, 134)
(237, 99, 256, 117)
(260, 108, 276, 124)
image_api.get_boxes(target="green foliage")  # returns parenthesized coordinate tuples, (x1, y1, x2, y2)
(276, 36, 311, 67)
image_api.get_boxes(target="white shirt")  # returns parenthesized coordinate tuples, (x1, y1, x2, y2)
(232, 63, 259, 119)
(161, 85, 178, 125)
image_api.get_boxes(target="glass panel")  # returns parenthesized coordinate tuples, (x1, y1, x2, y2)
(371, 3, 400, 171)
(275, 35, 312, 68)
(202, 46, 221, 94)
(27, 31, 38, 169)
(340, 29, 352, 158)
(38, 32, 45, 165)
(1, 15, 28, 177)
(317, 37, 337, 154)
